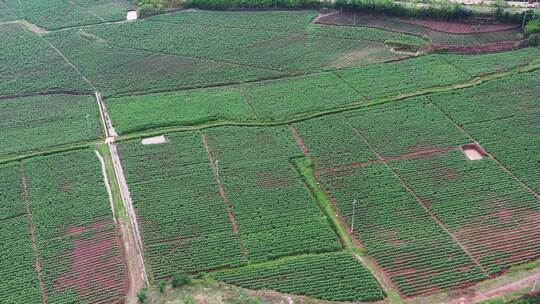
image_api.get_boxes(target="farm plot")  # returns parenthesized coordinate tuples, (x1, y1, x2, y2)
(45, 29, 280, 96)
(345, 98, 470, 157)
(107, 86, 256, 134)
(21, 149, 127, 304)
(291, 115, 377, 168)
(335, 55, 470, 100)
(83, 11, 419, 74)
(203, 126, 341, 261)
(388, 151, 540, 275)
(242, 72, 362, 119)
(429, 28, 521, 46)
(149, 10, 427, 45)
(211, 252, 385, 302)
(319, 163, 487, 296)
(0, 94, 102, 156)
(429, 70, 540, 192)
(444, 47, 540, 76)
(2, 0, 130, 29)
(0, 162, 42, 304)
(117, 131, 247, 280)
(0, 23, 90, 97)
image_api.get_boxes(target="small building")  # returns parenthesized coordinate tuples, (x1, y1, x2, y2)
(126, 10, 138, 21)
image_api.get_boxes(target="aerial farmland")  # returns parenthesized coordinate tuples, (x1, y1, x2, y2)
(0, 0, 539, 303)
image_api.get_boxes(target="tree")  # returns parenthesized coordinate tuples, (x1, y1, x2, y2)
(158, 281, 166, 293)
(171, 273, 192, 288)
(137, 289, 147, 303)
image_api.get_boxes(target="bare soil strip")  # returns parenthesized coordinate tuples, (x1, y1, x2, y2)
(345, 119, 491, 278)
(95, 92, 118, 137)
(108, 141, 149, 295)
(19, 163, 47, 304)
(200, 131, 249, 261)
(429, 99, 540, 200)
(320, 146, 460, 174)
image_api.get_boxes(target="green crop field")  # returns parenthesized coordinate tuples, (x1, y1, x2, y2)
(21, 149, 127, 304)
(0, 23, 91, 97)
(0, 94, 102, 155)
(1, 3, 539, 304)
(1, 0, 131, 29)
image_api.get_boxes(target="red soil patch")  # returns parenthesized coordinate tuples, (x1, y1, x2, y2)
(403, 19, 518, 34)
(428, 40, 524, 54)
(53, 222, 127, 304)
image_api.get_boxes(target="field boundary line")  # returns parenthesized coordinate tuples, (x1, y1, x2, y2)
(288, 124, 404, 303)
(19, 163, 47, 304)
(428, 98, 540, 200)
(345, 118, 491, 277)
(239, 85, 260, 120)
(200, 131, 249, 261)
(38, 35, 97, 91)
(1, 60, 538, 166)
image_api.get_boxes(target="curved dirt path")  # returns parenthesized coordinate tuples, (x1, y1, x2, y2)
(447, 270, 540, 304)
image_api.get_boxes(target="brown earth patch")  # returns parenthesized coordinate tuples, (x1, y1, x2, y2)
(53, 222, 127, 304)
(403, 19, 519, 34)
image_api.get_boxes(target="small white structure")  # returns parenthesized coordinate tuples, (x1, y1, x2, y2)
(126, 10, 138, 21)
(462, 144, 485, 160)
(141, 135, 167, 145)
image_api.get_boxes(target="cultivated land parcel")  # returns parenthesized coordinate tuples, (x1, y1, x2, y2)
(0, 2, 539, 303)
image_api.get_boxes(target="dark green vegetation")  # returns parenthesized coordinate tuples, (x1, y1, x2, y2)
(1, 0, 131, 29)
(105, 48, 539, 134)
(1, 5, 540, 303)
(0, 94, 103, 155)
(0, 150, 127, 304)
(0, 163, 42, 304)
(211, 252, 385, 302)
(119, 131, 247, 279)
(0, 23, 90, 97)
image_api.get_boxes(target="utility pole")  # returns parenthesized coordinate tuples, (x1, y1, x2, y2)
(351, 199, 357, 233)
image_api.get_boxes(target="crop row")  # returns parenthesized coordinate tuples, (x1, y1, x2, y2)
(102, 51, 531, 135)
(319, 163, 487, 296)
(0, 162, 42, 304)
(118, 131, 247, 279)
(45, 29, 277, 97)
(0, 94, 103, 156)
(2, 0, 130, 29)
(211, 252, 385, 302)
(345, 97, 470, 157)
(0, 23, 90, 97)
(149, 10, 427, 46)
(203, 126, 341, 261)
(292, 115, 377, 168)
(429, 29, 520, 46)
(429, 70, 540, 192)
(389, 149, 540, 275)
(84, 11, 410, 74)
(21, 149, 127, 304)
